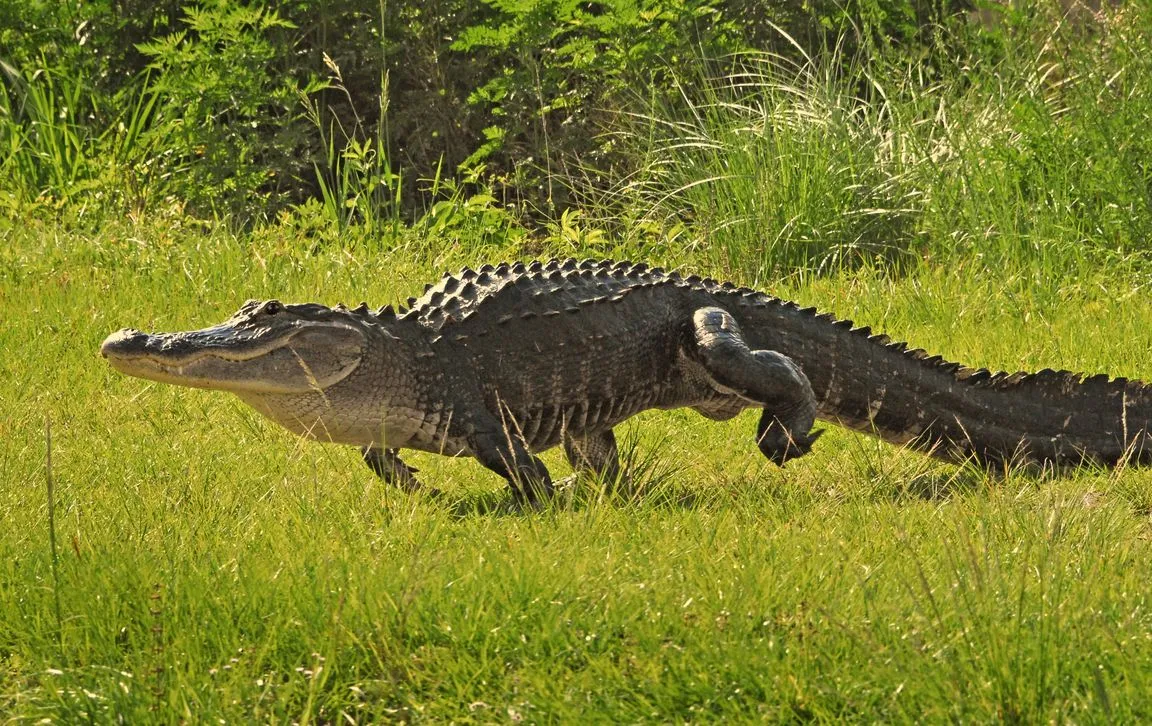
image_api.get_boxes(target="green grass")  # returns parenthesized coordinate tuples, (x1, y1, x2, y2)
(5, 3, 1152, 720)
(585, 6, 1152, 278)
(4, 218, 1152, 721)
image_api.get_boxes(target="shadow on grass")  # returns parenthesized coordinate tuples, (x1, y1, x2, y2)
(840, 433, 1121, 504)
(891, 467, 987, 502)
(439, 428, 712, 518)
(871, 451, 1120, 504)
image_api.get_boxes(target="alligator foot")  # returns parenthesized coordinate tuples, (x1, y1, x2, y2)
(564, 429, 622, 489)
(691, 307, 820, 464)
(361, 446, 425, 491)
(756, 417, 824, 465)
(470, 426, 555, 505)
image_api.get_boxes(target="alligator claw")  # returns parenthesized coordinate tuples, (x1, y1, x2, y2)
(758, 427, 824, 466)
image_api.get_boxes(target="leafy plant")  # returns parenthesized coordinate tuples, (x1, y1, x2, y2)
(453, 0, 743, 212)
(136, 1, 303, 220)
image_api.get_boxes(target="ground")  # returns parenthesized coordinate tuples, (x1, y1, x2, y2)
(3, 220, 1151, 721)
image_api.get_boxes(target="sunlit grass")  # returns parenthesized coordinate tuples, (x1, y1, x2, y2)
(3, 219, 1152, 721)
(4, 4, 1152, 719)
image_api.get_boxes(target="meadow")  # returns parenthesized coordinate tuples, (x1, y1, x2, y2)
(4, 1, 1152, 721)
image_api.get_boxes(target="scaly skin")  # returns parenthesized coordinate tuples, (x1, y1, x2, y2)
(101, 258, 1152, 502)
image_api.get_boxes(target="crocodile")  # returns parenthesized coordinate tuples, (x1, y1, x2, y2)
(101, 258, 1152, 502)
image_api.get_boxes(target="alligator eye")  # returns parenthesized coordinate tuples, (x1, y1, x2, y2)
(264, 301, 283, 316)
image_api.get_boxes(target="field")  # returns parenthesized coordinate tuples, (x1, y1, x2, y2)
(4, 221, 1152, 721)
(4, 1, 1152, 722)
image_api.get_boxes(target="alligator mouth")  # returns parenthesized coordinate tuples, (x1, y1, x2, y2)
(100, 323, 364, 393)
(100, 327, 304, 366)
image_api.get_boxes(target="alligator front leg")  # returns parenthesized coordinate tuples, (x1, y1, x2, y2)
(469, 425, 555, 506)
(691, 307, 822, 464)
(361, 446, 422, 491)
(564, 429, 621, 486)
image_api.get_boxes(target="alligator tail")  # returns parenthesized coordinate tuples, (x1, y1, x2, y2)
(740, 298, 1152, 468)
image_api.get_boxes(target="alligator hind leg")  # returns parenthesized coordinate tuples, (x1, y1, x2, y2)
(361, 446, 423, 491)
(564, 429, 621, 486)
(691, 307, 821, 464)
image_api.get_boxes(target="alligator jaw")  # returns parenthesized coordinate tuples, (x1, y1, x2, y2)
(100, 323, 365, 394)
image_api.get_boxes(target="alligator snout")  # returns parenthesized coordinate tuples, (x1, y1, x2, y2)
(100, 328, 147, 358)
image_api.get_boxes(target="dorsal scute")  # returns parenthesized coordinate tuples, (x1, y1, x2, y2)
(403, 257, 693, 332)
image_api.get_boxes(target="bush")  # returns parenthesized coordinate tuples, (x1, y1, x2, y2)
(0, 0, 991, 229)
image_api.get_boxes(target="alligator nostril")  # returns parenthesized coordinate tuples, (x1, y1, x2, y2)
(100, 328, 143, 358)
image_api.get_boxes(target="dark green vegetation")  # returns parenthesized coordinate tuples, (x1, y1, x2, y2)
(5, 0, 1152, 721)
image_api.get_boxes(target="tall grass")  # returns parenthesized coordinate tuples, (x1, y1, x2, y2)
(591, 5, 1152, 278)
(0, 62, 167, 218)
(0, 63, 97, 210)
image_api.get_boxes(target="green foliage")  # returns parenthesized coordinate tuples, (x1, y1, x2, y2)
(0, 63, 92, 208)
(1, 0, 1150, 280)
(599, 48, 921, 273)
(581, 2, 1152, 275)
(280, 0, 497, 220)
(0, 0, 981, 226)
(136, 1, 302, 219)
(453, 0, 742, 210)
(0, 58, 160, 215)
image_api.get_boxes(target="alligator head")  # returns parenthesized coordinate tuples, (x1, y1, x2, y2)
(100, 300, 370, 395)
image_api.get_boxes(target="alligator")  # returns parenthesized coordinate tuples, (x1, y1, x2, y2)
(101, 258, 1152, 502)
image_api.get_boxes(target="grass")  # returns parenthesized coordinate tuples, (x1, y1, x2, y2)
(3, 217, 1152, 721)
(584, 6, 1152, 278)
(4, 3, 1152, 720)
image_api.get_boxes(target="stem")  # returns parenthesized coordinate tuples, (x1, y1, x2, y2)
(45, 418, 64, 654)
